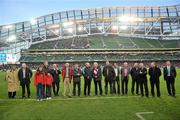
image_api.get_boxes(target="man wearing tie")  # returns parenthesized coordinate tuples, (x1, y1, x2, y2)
(163, 61, 177, 97)
(103, 61, 115, 95)
(18, 63, 33, 98)
(121, 62, 130, 95)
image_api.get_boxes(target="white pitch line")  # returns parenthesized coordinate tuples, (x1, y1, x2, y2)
(0, 96, 140, 101)
(136, 112, 154, 120)
(0, 94, 179, 102)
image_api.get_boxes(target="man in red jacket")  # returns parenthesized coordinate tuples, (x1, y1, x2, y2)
(62, 63, 72, 97)
(34, 66, 46, 101)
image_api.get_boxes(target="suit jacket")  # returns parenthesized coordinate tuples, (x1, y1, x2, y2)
(148, 67, 161, 81)
(83, 67, 92, 80)
(130, 67, 139, 80)
(138, 67, 147, 81)
(103, 66, 115, 80)
(121, 67, 130, 80)
(51, 69, 61, 83)
(163, 66, 176, 80)
(113, 67, 120, 77)
(18, 68, 33, 85)
(73, 68, 81, 82)
(92, 67, 102, 81)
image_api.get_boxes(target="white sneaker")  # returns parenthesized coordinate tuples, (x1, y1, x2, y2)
(49, 97, 52, 99)
(46, 97, 49, 100)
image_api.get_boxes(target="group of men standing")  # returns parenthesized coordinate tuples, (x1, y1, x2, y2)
(5, 60, 177, 99)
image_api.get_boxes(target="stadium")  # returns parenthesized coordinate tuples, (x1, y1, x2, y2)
(0, 1, 180, 120)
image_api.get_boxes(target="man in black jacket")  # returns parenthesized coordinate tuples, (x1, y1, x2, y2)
(148, 62, 161, 97)
(138, 63, 149, 97)
(93, 62, 103, 96)
(51, 64, 61, 96)
(103, 61, 115, 95)
(130, 63, 139, 95)
(73, 64, 81, 96)
(83, 63, 92, 96)
(18, 63, 33, 98)
(113, 63, 120, 94)
(163, 61, 177, 97)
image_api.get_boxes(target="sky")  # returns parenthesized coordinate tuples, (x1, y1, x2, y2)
(0, 0, 179, 25)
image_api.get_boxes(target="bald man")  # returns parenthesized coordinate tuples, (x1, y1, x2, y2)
(121, 62, 130, 95)
(163, 61, 177, 97)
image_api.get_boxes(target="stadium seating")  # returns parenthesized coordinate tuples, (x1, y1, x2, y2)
(29, 35, 180, 49)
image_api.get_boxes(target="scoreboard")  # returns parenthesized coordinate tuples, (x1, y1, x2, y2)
(0, 53, 7, 62)
(0, 53, 16, 63)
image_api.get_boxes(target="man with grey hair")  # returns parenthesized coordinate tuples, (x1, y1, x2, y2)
(130, 63, 139, 95)
(138, 63, 149, 97)
(92, 62, 102, 96)
(18, 63, 33, 98)
(103, 61, 115, 95)
(83, 62, 92, 96)
(163, 61, 177, 97)
(121, 62, 130, 95)
(62, 63, 72, 97)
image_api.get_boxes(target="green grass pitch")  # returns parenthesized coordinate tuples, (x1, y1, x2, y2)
(0, 69, 180, 120)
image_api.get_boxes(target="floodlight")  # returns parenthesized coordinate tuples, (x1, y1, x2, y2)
(98, 26, 103, 30)
(120, 26, 128, 30)
(112, 26, 118, 30)
(30, 19, 37, 25)
(67, 28, 73, 33)
(7, 35, 16, 42)
(78, 26, 83, 31)
(63, 21, 74, 27)
(3, 25, 14, 29)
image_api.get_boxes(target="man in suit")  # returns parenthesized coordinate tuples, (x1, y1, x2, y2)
(148, 62, 161, 97)
(83, 62, 92, 96)
(72, 64, 81, 96)
(113, 63, 120, 94)
(138, 63, 149, 97)
(103, 61, 115, 95)
(92, 62, 103, 96)
(130, 63, 139, 95)
(121, 62, 130, 95)
(18, 63, 33, 98)
(51, 64, 61, 96)
(163, 61, 177, 97)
